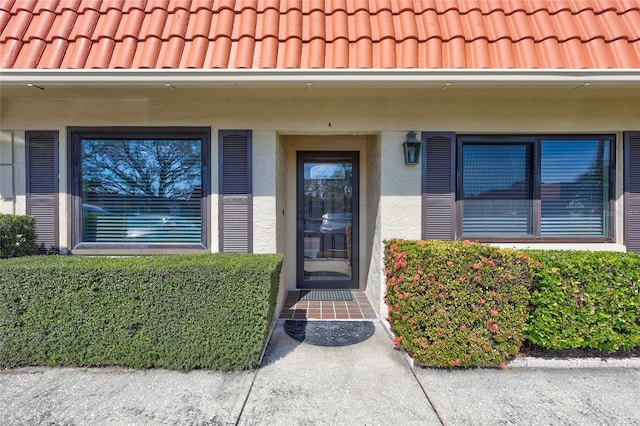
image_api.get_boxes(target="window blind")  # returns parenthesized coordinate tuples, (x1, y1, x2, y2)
(540, 140, 610, 237)
(462, 144, 533, 236)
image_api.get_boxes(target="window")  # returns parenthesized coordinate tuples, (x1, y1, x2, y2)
(70, 128, 210, 249)
(458, 136, 613, 240)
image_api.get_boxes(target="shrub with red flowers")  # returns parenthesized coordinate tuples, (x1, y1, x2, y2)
(384, 239, 534, 368)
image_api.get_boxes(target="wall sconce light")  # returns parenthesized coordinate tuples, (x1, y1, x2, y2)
(403, 131, 422, 165)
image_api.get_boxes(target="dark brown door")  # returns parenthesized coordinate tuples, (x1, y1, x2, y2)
(297, 152, 359, 289)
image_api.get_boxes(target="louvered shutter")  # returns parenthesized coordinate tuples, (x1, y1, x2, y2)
(422, 132, 456, 240)
(26, 131, 59, 253)
(624, 132, 640, 252)
(219, 130, 252, 253)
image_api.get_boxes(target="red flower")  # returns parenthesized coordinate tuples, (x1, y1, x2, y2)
(490, 309, 499, 317)
(473, 263, 482, 269)
(463, 240, 473, 246)
(488, 323, 499, 333)
(534, 260, 542, 267)
(475, 275, 482, 282)
(392, 337, 402, 345)
(414, 274, 421, 281)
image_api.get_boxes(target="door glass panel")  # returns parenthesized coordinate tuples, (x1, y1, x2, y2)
(303, 160, 353, 281)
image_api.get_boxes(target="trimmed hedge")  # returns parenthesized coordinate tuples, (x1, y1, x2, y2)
(525, 250, 640, 351)
(385, 239, 533, 368)
(0, 214, 37, 258)
(0, 253, 282, 371)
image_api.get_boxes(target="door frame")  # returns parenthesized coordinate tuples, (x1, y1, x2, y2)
(296, 151, 360, 289)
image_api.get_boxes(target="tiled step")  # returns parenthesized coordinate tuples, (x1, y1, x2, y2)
(280, 291, 378, 321)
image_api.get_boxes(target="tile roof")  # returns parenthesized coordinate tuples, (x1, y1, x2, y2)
(1, 0, 640, 70)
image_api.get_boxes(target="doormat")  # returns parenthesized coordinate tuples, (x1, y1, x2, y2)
(297, 289, 353, 301)
(284, 320, 375, 346)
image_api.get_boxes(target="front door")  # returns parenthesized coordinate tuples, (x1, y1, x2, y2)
(297, 152, 359, 289)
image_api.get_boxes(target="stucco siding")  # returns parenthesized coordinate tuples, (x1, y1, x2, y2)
(252, 130, 277, 254)
(1, 86, 637, 312)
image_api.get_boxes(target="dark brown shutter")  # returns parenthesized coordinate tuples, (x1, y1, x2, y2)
(26, 131, 59, 253)
(219, 130, 252, 253)
(624, 132, 640, 252)
(422, 132, 456, 240)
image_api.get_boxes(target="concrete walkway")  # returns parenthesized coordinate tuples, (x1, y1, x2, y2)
(1, 323, 639, 425)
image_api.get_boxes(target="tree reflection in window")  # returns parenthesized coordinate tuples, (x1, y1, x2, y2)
(81, 139, 203, 243)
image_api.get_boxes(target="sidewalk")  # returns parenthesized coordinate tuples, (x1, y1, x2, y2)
(1, 322, 639, 425)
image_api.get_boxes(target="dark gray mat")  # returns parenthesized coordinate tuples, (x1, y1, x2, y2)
(297, 289, 353, 301)
(284, 320, 375, 346)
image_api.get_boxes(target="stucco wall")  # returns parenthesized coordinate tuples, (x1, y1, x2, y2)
(252, 130, 277, 253)
(364, 135, 383, 315)
(1, 86, 638, 312)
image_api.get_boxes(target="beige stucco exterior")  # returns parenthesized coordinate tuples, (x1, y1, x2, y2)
(1, 85, 639, 315)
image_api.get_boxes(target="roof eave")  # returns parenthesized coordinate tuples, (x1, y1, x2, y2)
(1, 69, 640, 88)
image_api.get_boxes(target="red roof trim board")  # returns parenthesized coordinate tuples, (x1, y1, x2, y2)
(1, 0, 640, 70)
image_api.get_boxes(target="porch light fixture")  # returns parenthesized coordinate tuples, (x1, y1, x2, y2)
(403, 131, 422, 165)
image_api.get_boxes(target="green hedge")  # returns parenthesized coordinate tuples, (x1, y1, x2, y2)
(0, 253, 282, 371)
(0, 214, 37, 258)
(525, 250, 640, 351)
(385, 239, 533, 368)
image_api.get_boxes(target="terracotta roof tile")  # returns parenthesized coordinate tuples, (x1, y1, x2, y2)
(85, 36, 114, 68)
(0, 0, 15, 14)
(114, 8, 145, 39)
(22, 9, 55, 41)
(7, 0, 34, 14)
(1, 0, 639, 69)
(93, 8, 123, 41)
(67, 6, 98, 40)
(60, 36, 90, 68)
(2, 8, 33, 41)
(13, 38, 44, 67)
(46, 8, 78, 39)
(57, 0, 81, 13)
(138, 7, 169, 40)
(157, 35, 185, 67)
(511, 38, 538, 68)
(120, 0, 147, 14)
(182, 7, 209, 38)
(38, 37, 66, 67)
